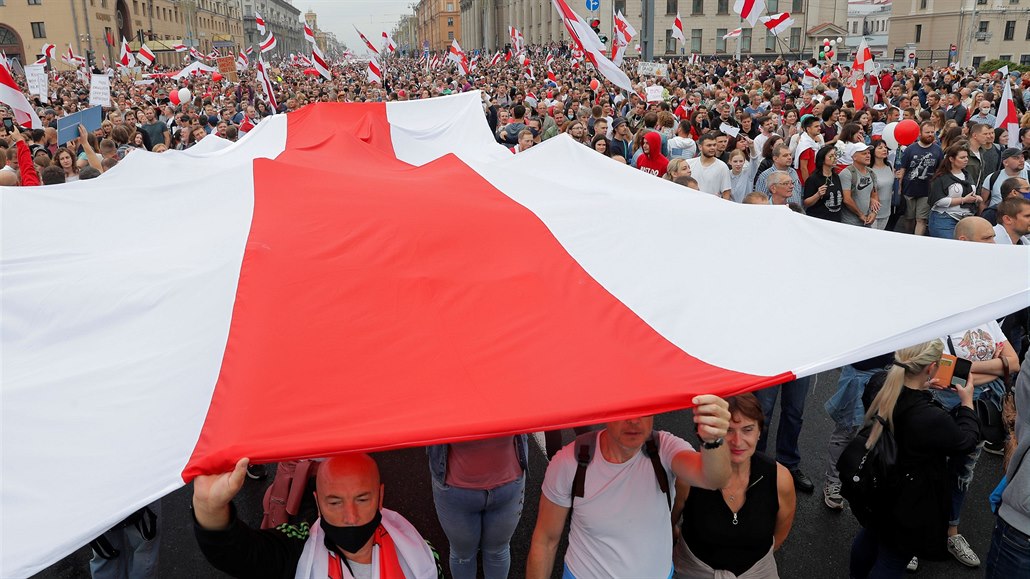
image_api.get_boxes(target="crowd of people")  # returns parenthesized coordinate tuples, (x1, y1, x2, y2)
(3, 46, 1030, 579)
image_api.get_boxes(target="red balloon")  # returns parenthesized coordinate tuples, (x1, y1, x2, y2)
(211, 72, 223, 82)
(589, 78, 599, 91)
(169, 90, 180, 105)
(894, 119, 920, 146)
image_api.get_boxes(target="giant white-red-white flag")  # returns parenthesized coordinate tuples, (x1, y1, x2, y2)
(733, 0, 765, 27)
(760, 12, 795, 36)
(550, 0, 634, 93)
(995, 75, 1020, 148)
(0, 64, 42, 128)
(672, 12, 685, 41)
(4, 91, 1030, 578)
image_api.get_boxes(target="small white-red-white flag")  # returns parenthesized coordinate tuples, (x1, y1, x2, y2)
(312, 43, 331, 80)
(259, 33, 277, 54)
(733, 0, 765, 26)
(119, 37, 136, 67)
(672, 12, 685, 41)
(723, 28, 743, 39)
(382, 31, 396, 54)
(304, 24, 316, 45)
(509, 26, 524, 53)
(136, 43, 156, 68)
(173, 44, 188, 52)
(238, 114, 255, 133)
(995, 76, 1020, 148)
(256, 56, 278, 111)
(254, 11, 267, 36)
(40, 44, 56, 61)
(367, 54, 383, 84)
(236, 51, 249, 70)
(488, 51, 503, 66)
(550, 0, 634, 93)
(354, 26, 380, 55)
(759, 12, 794, 36)
(447, 39, 469, 75)
(0, 64, 42, 128)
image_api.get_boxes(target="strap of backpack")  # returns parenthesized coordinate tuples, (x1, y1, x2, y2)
(570, 431, 597, 510)
(644, 433, 672, 510)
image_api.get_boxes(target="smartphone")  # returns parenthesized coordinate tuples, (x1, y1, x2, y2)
(951, 357, 972, 389)
(2, 117, 13, 132)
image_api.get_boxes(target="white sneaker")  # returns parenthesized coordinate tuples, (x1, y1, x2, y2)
(947, 534, 980, 567)
(906, 556, 918, 572)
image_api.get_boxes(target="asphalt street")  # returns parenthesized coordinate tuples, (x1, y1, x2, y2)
(36, 367, 1002, 579)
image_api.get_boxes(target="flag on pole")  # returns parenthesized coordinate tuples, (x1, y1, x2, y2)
(488, 51, 503, 66)
(723, 28, 743, 39)
(382, 31, 397, 54)
(848, 39, 872, 110)
(236, 50, 249, 70)
(509, 26, 524, 53)
(259, 33, 277, 54)
(304, 24, 316, 45)
(4, 90, 1029, 579)
(0, 64, 42, 128)
(550, 0, 634, 93)
(995, 75, 1020, 148)
(238, 114, 255, 133)
(672, 12, 685, 41)
(759, 12, 794, 36)
(447, 39, 469, 75)
(366, 54, 383, 83)
(312, 43, 331, 80)
(256, 56, 278, 111)
(611, 9, 637, 65)
(136, 43, 156, 68)
(119, 37, 136, 67)
(733, 0, 766, 27)
(254, 11, 267, 36)
(41, 43, 56, 60)
(354, 26, 380, 55)
(173, 44, 188, 52)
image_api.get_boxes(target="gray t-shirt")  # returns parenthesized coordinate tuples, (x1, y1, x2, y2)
(840, 166, 876, 226)
(871, 166, 895, 219)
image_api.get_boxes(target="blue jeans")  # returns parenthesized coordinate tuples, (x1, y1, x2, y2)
(928, 211, 959, 239)
(755, 376, 812, 469)
(432, 475, 525, 579)
(985, 515, 1030, 578)
(850, 527, 912, 579)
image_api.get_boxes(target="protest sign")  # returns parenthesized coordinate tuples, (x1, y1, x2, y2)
(718, 122, 740, 138)
(636, 61, 668, 77)
(89, 74, 111, 107)
(25, 65, 49, 104)
(56, 106, 103, 145)
(645, 85, 664, 103)
(216, 56, 239, 82)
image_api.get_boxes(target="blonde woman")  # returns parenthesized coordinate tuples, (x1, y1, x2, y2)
(847, 340, 980, 579)
(663, 158, 691, 181)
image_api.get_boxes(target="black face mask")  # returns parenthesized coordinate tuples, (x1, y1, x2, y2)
(320, 510, 382, 554)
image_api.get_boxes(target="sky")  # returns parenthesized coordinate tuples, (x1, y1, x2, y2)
(297, 0, 416, 55)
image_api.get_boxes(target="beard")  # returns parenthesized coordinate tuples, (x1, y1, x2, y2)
(919, 134, 935, 145)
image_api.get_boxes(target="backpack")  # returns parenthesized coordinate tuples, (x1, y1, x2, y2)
(260, 460, 320, 533)
(571, 430, 671, 510)
(837, 413, 901, 528)
(846, 165, 877, 201)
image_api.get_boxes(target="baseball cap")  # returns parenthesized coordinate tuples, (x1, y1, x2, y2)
(847, 142, 873, 155)
(1001, 147, 1022, 161)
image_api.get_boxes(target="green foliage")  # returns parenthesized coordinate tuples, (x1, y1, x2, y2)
(977, 59, 1030, 74)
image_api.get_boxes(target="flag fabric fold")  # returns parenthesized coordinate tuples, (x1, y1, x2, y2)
(136, 43, 156, 68)
(354, 26, 380, 55)
(733, 0, 766, 26)
(550, 0, 634, 93)
(259, 33, 277, 54)
(760, 12, 794, 36)
(995, 75, 1020, 148)
(0, 64, 42, 128)
(4, 91, 1030, 579)
(672, 12, 685, 41)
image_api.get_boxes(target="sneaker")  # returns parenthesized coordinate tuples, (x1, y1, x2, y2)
(789, 468, 815, 493)
(246, 464, 267, 480)
(947, 534, 980, 567)
(823, 481, 844, 510)
(983, 440, 1005, 456)
(906, 556, 919, 572)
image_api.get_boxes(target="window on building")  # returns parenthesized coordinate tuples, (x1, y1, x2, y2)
(1021, 55, 1030, 65)
(691, 28, 702, 52)
(979, 21, 989, 33)
(31, 21, 46, 38)
(766, 31, 777, 52)
(666, 29, 677, 53)
(446, 2, 453, 10)
(1000, 54, 1012, 62)
(1027, 20, 1030, 39)
(448, 31, 454, 40)
(447, 17, 453, 26)
(768, 0, 778, 11)
(741, 27, 751, 52)
(915, 24, 922, 42)
(972, 56, 984, 68)
(789, 27, 800, 51)
(976, 0, 987, 4)
(919, 0, 927, 7)
(1005, 20, 1016, 40)
(716, 28, 727, 52)
(101, 0, 107, 7)
(667, 0, 677, 15)
(717, 0, 728, 14)
(792, 0, 803, 12)
(691, 0, 702, 15)
(28, 0, 42, 5)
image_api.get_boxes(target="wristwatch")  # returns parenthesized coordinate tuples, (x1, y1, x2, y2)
(701, 437, 725, 450)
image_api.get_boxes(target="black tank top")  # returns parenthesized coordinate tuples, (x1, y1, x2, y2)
(681, 453, 778, 575)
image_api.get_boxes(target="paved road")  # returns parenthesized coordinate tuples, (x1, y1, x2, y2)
(36, 368, 1001, 579)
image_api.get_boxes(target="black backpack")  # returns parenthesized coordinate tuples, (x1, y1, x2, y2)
(837, 413, 902, 527)
(570, 430, 671, 510)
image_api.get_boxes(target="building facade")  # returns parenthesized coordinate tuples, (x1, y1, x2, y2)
(0, 0, 245, 69)
(888, 0, 1030, 68)
(415, 0, 462, 52)
(241, 0, 303, 57)
(846, 0, 890, 57)
(393, 13, 419, 55)
(457, 0, 848, 59)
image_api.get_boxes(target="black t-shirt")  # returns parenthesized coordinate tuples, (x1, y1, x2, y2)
(803, 171, 844, 222)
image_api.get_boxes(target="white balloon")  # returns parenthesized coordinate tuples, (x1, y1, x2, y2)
(178, 87, 192, 104)
(882, 122, 899, 149)
(836, 37, 844, 44)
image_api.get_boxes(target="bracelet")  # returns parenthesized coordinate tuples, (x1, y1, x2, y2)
(701, 437, 724, 450)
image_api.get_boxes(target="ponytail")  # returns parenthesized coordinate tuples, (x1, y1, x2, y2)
(864, 340, 944, 449)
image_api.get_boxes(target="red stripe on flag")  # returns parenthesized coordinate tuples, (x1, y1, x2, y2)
(180, 106, 790, 479)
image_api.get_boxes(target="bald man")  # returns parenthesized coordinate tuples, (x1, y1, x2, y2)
(954, 216, 997, 244)
(193, 454, 438, 578)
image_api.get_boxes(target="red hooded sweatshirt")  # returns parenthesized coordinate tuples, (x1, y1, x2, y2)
(636, 131, 669, 177)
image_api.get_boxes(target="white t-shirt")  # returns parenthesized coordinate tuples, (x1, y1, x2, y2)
(686, 157, 732, 197)
(542, 430, 693, 579)
(942, 320, 1007, 362)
